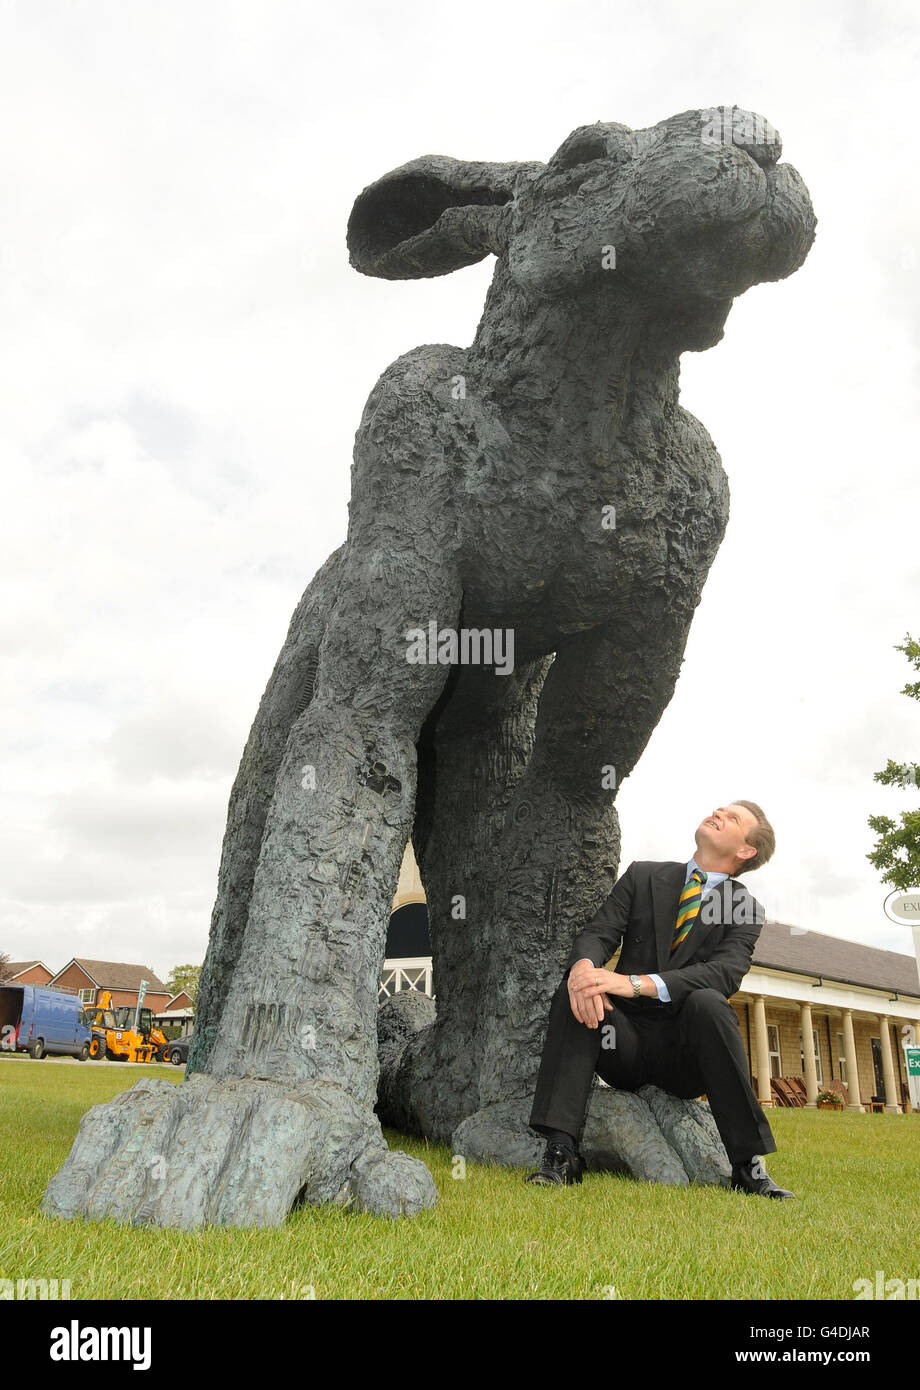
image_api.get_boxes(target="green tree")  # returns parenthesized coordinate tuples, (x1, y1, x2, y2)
(867, 634, 920, 892)
(166, 964, 202, 1007)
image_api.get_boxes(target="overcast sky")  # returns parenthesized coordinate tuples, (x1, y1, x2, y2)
(1, 0, 918, 984)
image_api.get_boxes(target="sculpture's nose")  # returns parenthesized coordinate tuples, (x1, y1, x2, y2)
(730, 108, 782, 167)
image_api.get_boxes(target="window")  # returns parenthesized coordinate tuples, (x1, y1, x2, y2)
(870, 1037, 885, 1101)
(767, 1024, 781, 1078)
(79, 988, 95, 1005)
(799, 1027, 823, 1086)
(837, 1032, 847, 1086)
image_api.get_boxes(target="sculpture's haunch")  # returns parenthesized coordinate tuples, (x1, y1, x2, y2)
(43, 107, 815, 1227)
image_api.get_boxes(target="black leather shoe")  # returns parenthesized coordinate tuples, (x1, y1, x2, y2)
(731, 1156, 795, 1199)
(525, 1141, 586, 1186)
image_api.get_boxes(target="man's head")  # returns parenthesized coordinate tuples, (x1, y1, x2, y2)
(695, 801, 775, 876)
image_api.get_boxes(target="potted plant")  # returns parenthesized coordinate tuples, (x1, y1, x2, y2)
(817, 1089, 844, 1110)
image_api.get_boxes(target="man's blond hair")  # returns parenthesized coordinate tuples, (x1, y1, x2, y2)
(731, 800, 775, 875)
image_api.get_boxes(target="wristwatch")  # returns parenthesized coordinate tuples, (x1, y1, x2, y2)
(629, 973, 642, 998)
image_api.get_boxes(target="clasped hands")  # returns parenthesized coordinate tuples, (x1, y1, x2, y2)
(568, 959, 639, 1029)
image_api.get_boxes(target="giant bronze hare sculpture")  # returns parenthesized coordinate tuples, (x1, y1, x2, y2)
(44, 107, 814, 1226)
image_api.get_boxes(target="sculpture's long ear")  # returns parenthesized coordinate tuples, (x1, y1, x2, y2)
(347, 155, 543, 280)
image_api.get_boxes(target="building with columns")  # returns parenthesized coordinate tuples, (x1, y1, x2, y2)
(728, 921, 919, 1113)
(386, 845, 920, 1113)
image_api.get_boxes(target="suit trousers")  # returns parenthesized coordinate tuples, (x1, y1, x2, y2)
(528, 976, 776, 1164)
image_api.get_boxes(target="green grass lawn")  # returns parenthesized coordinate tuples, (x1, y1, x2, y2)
(1, 1056, 917, 1300)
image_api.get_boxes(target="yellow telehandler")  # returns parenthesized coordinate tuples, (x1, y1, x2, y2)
(84, 990, 158, 1063)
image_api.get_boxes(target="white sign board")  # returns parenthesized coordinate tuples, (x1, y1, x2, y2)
(905, 1046, 920, 1114)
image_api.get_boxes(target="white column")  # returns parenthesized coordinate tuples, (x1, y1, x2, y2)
(753, 994, 773, 1106)
(841, 1009, 864, 1112)
(800, 1001, 818, 1107)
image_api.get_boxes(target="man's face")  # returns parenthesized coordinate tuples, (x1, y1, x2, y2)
(695, 803, 759, 871)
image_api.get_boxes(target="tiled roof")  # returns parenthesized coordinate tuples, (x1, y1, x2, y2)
(753, 921, 920, 997)
(50, 959, 170, 993)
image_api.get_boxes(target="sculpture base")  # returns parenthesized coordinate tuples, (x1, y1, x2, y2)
(42, 1072, 437, 1228)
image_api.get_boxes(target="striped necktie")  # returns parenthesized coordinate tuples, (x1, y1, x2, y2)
(672, 868, 708, 952)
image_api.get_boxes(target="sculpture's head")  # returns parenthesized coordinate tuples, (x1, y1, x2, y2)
(347, 107, 816, 349)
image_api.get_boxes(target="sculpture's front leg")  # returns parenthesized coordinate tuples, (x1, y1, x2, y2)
(44, 549, 465, 1227)
(192, 544, 344, 1075)
(381, 655, 553, 1141)
(448, 596, 711, 1168)
(475, 607, 698, 1104)
(382, 597, 702, 1152)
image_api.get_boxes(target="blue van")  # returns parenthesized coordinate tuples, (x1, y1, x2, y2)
(0, 984, 91, 1060)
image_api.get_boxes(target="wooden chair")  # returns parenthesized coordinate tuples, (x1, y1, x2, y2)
(787, 1077, 806, 1106)
(769, 1078, 789, 1107)
(771, 1077, 804, 1108)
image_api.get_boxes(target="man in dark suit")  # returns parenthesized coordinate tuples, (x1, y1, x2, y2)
(526, 800, 794, 1198)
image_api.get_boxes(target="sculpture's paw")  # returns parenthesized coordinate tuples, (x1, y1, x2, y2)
(335, 1146, 438, 1218)
(452, 1101, 546, 1169)
(450, 1091, 730, 1189)
(635, 1084, 731, 1186)
(583, 1087, 688, 1184)
(41, 1073, 438, 1228)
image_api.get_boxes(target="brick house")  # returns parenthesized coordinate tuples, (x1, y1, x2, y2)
(152, 990, 195, 1038)
(1, 961, 54, 986)
(46, 959, 171, 1014)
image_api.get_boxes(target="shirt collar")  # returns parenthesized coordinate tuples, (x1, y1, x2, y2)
(688, 857, 729, 886)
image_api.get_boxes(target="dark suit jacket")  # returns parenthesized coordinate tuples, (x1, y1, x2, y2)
(566, 860, 765, 1011)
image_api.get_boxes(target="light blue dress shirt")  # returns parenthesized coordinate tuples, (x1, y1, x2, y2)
(648, 858, 727, 1002)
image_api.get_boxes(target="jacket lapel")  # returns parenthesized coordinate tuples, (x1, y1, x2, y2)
(652, 862, 691, 971)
